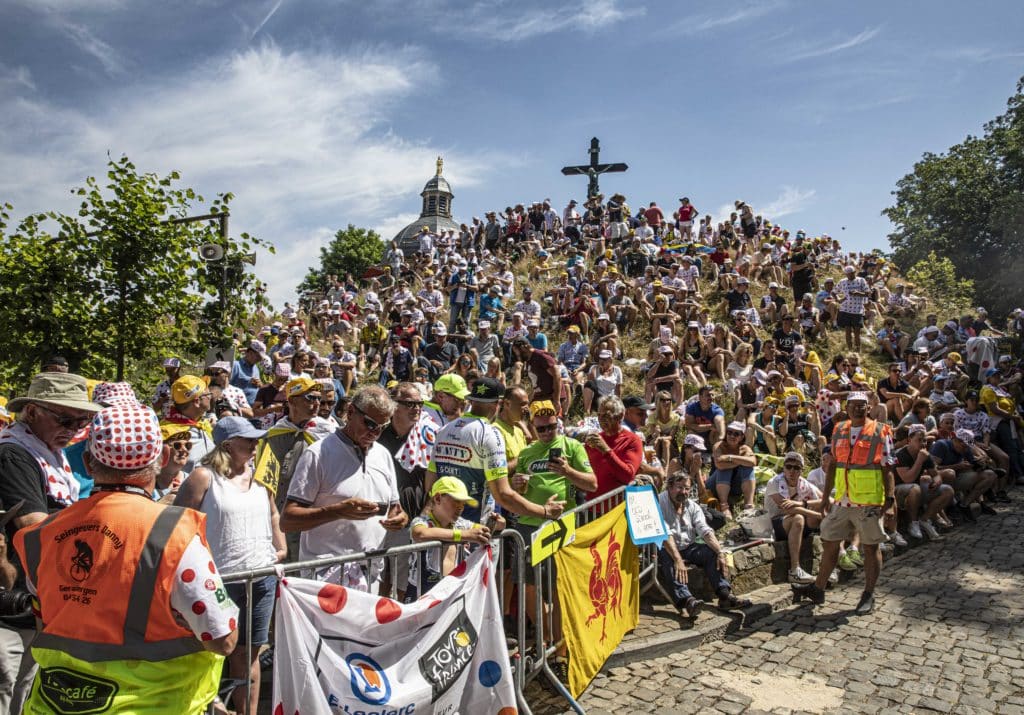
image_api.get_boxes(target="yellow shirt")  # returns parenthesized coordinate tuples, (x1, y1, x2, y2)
(492, 418, 528, 467)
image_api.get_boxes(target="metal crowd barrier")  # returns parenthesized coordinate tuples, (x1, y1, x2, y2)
(219, 491, 669, 715)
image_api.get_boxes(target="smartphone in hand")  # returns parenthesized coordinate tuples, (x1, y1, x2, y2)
(376, 502, 390, 516)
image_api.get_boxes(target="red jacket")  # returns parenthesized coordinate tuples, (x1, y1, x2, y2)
(586, 429, 644, 497)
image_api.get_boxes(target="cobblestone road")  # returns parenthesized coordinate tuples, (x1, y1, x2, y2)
(536, 506, 1024, 714)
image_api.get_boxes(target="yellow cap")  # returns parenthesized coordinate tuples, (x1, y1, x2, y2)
(429, 477, 479, 506)
(160, 423, 192, 442)
(171, 375, 207, 404)
(286, 375, 321, 398)
(529, 400, 558, 418)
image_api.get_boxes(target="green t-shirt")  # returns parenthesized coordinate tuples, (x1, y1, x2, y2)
(516, 435, 592, 526)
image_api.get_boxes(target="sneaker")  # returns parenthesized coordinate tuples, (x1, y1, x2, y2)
(789, 566, 815, 584)
(838, 552, 858, 571)
(791, 582, 826, 605)
(908, 521, 923, 539)
(855, 591, 875, 615)
(887, 531, 908, 548)
(847, 548, 866, 567)
(920, 520, 940, 540)
(879, 542, 895, 557)
(682, 597, 704, 618)
(827, 570, 839, 585)
(996, 490, 1012, 503)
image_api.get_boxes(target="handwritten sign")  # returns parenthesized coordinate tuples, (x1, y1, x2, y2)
(624, 485, 669, 546)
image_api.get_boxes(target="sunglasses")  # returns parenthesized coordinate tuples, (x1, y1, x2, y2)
(659, 398, 673, 403)
(726, 430, 745, 437)
(167, 440, 193, 452)
(300, 393, 322, 403)
(396, 399, 423, 409)
(535, 423, 558, 433)
(33, 404, 93, 430)
(355, 405, 390, 433)
(783, 464, 802, 471)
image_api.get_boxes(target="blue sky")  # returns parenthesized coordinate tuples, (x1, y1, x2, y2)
(2, 0, 1022, 308)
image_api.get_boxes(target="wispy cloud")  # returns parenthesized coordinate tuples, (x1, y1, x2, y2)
(51, 17, 126, 76)
(0, 64, 36, 91)
(782, 26, 882, 63)
(677, 0, 786, 35)
(381, 0, 643, 42)
(710, 186, 815, 227)
(943, 46, 1024, 64)
(249, 0, 286, 40)
(0, 44, 496, 306)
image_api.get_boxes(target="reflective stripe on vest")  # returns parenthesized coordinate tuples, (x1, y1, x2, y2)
(20, 504, 204, 663)
(833, 420, 886, 506)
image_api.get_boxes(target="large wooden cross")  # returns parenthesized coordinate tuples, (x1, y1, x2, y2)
(560, 137, 628, 199)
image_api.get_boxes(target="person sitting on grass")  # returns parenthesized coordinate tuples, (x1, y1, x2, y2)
(709, 421, 759, 520)
(657, 472, 752, 619)
(766, 453, 823, 585)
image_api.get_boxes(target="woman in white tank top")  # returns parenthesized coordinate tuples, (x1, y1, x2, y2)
(175, 416, 285, 715)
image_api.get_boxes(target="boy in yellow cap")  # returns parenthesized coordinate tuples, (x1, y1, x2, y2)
(408, 477, 492, 597)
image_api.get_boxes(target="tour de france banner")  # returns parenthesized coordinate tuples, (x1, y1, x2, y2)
(554, 502, 639, 698)
(272, 546, 518, 715)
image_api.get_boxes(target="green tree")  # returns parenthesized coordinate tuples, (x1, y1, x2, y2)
(298, 224, 385, 295)
(884, 75, 1024, 318)
(0, 156, 274, 389)
(905, 252, 974, 320)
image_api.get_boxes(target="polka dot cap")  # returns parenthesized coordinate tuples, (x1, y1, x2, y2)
(89, 404, 163, 470)
(92, 381, 139, 407)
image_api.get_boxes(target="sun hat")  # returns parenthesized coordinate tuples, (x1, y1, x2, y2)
(429, 476, 479, 507)
(209, 361, 231, 373)
(683, 434, 706, 451)
(92, 382, 139, 408)
(212, 415, 268, 445)
(434, 374, 470, 399)
(88, 404, 163, 470)
(286, 375, 321, 398)
(953, 429, 975, 445)
(171, 376, 208, 404)
(9, 373, 104, 414)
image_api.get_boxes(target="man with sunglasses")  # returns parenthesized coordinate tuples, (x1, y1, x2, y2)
(426, 378, 565, 525)
(0, 372, 102, 712)
(765, 452, 823, 584)
(282, 386, 407, 591)
(161, 375, 216, 473)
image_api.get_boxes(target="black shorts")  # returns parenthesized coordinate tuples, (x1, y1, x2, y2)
(772, 515, 819, 542)
(837, 311, 864, 329)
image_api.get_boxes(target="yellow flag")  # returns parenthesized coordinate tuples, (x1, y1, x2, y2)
(554, 503, 639, 698)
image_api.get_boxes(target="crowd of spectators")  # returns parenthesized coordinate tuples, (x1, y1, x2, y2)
(2, 191, 1024, 711)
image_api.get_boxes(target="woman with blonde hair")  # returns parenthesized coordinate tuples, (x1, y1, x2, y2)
(175, 417, 286, 715)
(679, 322, 708, 387)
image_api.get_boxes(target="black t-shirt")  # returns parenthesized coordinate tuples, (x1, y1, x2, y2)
(0, 443, 56, 597)
(877, 378, 911, 402)
(790, 250, 814, 285)
(782, 414, 810, 448)
(772, 329, 802, 354)
(377, 426, 426, 521)
(725, 289, 753, 312)
(653, 360, 679, 379)
(895, 446, 936, 477)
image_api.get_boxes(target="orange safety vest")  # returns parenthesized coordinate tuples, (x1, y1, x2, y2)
(16, 491, 209, 659)
(832, 419, 889, 506)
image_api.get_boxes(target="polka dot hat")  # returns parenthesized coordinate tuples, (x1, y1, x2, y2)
(89, 404, 163, 470)
(92, 381, 139, 407)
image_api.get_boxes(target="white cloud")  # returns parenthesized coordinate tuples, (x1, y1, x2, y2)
(0, 43, 494, 308)
(710, 186, 815, 227)
(676, 1, 786, 35)
(759, 186, 816, 218)
(0, 64, 35, 91)
(384, 0, 642, 41)
(374, 213, 422, 244)
(52, 17, 127, 76)
(782, 26, 882, 63)
(944, 47, 1024, 64)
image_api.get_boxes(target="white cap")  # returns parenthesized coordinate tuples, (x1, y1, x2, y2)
(478, 320, 491, 329)
(659, 345, 674, 354)
(726, 421, 746, 433)
(598, 349, 613, 359)
(846, 392, 869, 403)
(683, 434, 706, 451)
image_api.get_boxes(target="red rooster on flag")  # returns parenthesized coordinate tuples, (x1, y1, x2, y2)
(584, 531, 623, 642)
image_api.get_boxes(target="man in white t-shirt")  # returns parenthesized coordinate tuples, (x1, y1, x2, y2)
(281, 386, 408, 591)
(765, 452, 823, 584)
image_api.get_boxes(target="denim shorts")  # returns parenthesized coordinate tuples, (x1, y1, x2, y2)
(705, 466, 756, 496)
(225, 574, 276, 646)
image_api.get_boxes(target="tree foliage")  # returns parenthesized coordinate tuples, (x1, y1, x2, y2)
(884, 75, 1024, 318)
(905, 251, 974, 320)
(0, 156, 274, 390)
(298, 224, 385, 296)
